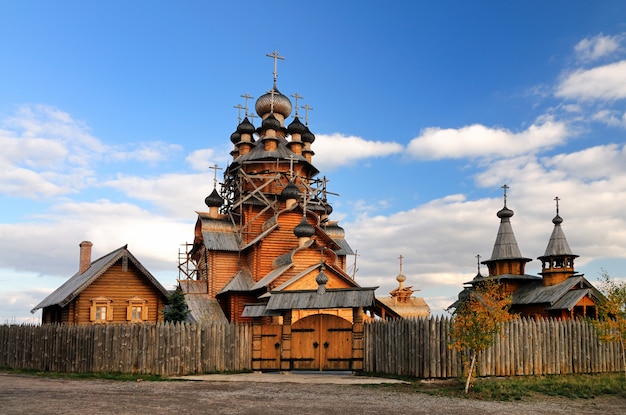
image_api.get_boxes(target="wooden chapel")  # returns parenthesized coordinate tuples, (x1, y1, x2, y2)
(179, 52, 399, 371)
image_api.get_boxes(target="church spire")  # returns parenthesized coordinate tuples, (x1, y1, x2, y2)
(538, 197, 578, 286)
(482, 184, 531, 277)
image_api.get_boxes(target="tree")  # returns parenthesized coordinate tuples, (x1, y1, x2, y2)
(450, 278, 515, 393)
(590, 269, 626, 379)
(163, 285, 190, 323)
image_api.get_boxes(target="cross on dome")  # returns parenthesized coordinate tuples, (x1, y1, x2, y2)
(209, 164, 222, 189)
(233, 104, 244, 123)
(291, 92, 303, 117)
(266, 50, 284, 87)
(240, 93, 254, 117)
(301, 104, 314, 126)
(501, 184, 510, 207)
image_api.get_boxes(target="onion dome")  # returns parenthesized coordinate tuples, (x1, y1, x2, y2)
(280, 181, 300, 200)
(237, 117, 256, 135)
(294, 216, 315, 238)
(230, 131, 241, 144)
(255, 87, 292, 119)
(262, 113, 281, 131)
(323, 203, 333, 216)
(301, 126, 316, 144)
(316, 266, 329, 295)
(396, 273, 407, 284)
(287, 116, 307, 136)
(497, 206, 514, 219)
(552, 214, 563, 225)
(205, 188, 224, 208)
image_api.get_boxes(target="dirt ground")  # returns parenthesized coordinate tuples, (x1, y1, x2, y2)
(1, 372, 625, 415)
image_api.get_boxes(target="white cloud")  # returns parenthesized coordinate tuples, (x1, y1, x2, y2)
(592, 109, 626, 128)
(185, 148, 232, 172)
(0, 199, 191, 281)
(109, 141, 184, 163)
(406, 118, 569, 160)
(102, 173, 213, 219)
(313, 133, 403, 171)
(555, 60, 626, 101)
(574, 34, 623, 62)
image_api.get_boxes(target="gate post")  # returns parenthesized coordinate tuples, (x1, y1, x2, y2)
(280, 310, 293, 372)
(352, 307, 364, 371)
(251, 318, 263, 371)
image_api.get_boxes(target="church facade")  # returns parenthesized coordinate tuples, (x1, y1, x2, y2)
(450, 186, 603, 319)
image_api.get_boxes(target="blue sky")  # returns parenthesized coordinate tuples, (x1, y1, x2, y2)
(2, 1, 626, 323)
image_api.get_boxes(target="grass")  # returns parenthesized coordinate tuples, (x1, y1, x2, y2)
(361, 372, 626, 401)
(0, 368, 167, 382)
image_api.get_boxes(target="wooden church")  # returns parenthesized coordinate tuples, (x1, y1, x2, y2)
(450, 186, 603, 319)
(179, 52, 406, 371)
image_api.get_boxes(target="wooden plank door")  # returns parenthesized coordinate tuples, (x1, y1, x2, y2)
(291, 314, 352, 371)
(259, 324, 282, 370)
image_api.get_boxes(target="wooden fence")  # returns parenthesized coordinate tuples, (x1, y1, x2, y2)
(0, 322, 251, 376)
(1, 317, 623, 378)
(363, 316, 624, 378)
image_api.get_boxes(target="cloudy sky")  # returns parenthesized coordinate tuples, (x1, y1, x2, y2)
(2, 1, 626, 323)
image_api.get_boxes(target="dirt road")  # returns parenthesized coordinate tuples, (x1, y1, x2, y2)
(1, 372, 624, 415)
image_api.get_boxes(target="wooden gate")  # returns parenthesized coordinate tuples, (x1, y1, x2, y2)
(256, 324, 282, 370)
(291, 314, 353, 371)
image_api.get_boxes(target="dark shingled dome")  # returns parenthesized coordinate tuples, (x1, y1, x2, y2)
(237, 117, 256, 135)
(280, 181, 300, 200)
(205, 188, 224, 208)
(294, 216, 315, 238)
(287, 116, 307, 136)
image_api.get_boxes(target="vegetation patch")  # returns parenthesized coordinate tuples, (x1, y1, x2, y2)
(360, 372, 626, 401)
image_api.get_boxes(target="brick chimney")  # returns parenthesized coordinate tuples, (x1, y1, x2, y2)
(79, 241, 93, 274)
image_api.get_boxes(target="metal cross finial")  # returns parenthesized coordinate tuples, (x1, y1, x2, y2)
(266, 50, 285, 86)
(291, 93, 303, 118)
(476, 254, 481, 275)
(233, 104, 244, 123)
(501, 184, 510, 207)
(554, 196, 560, 215)
(240, 93, 254, 117)
(398, 255, 404, 274)
(288, 154, 296, 179)
(209, 164, 223, 189)
(301, 104, 314, 126)
(248, 112, 257, 126)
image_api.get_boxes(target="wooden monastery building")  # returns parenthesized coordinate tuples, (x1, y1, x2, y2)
(450, 187, 603, 319)
(178, 52, 429, 371)
(32, 241, 169, 325)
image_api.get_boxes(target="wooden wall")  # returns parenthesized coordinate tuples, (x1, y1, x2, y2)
(54, 261, 167, 325)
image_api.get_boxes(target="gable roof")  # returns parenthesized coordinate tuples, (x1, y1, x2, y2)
(511, 275, 603, 310)
(31, 245, 169, 313)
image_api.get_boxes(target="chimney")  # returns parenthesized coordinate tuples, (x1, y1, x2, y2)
(79, 241, 93, 274)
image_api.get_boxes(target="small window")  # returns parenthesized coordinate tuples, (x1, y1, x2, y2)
(127, 297, 148, 322)
(90, 297, 113, 323)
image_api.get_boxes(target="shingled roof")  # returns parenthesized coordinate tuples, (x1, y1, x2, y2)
(31, 245, 169, 313)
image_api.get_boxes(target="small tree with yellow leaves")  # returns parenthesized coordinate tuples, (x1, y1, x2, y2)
(590, 270, 626, 379)
(450, 278, 515, 393)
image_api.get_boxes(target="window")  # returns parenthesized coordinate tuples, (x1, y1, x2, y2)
(90, 297, 113, 323)
(127, 297, 148, 322)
